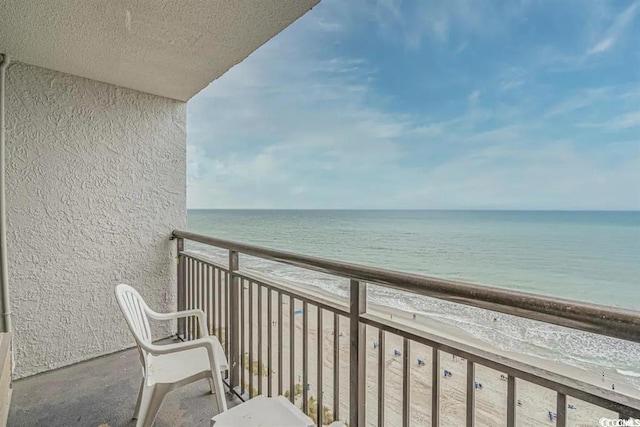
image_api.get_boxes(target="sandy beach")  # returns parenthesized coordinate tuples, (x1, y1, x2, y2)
(223, 279, 635, 426)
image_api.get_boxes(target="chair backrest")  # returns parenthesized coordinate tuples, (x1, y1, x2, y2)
(115, 284, 153, 346)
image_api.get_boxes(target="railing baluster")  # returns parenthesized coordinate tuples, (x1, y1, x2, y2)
(290, 296, 295, 404)
(378, 329, 385, 427)
(184, 257, 189, 339)
(217, 269, 222, 342)
(186, 257, 189, 339)
(240, 278, 245, 395)
(432, 347, 440, 427)
(201, 262, 205, 331)
(278, 292, 283, 396)
(258, 284, 263, 396)
(194, 260, 199, 306)
(249, 280, 254, 398)
(507, 375, 516, 427)
(403, 338, 410, 427)
(302, 301, 309, 414)
(176, 238, 185, 338)
(317, 307, 324, 426)
(349, 279, 366, 427)
(212, 267, 216, 335)
(267, 288, 273, 397)
(211, 267, 216, 336)
(194, 260, 198, 309)
(201, 262, 205, 332)
(334, 312, 340, 422)
(185, 258, 189, 339)
(467, 360, 475, 427)
(556, 393, 567, 427)
(206, 265, 211, 335)
(196, 261, 201, 337)
(189, 257, 194, 340)
(224, 272, 233, 366)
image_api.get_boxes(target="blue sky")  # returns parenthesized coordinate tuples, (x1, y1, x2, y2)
(187, 0, 640, 210)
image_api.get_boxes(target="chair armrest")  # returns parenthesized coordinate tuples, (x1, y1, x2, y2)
(146, 308, 209, 338)
(146, 337, 212, 355)
(144, 338, 227, 372)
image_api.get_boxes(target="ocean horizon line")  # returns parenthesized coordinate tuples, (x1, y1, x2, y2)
(187, 208, 640, 212)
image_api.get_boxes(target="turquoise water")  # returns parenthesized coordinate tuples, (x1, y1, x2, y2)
(188, 210, 639, 309)
(187, 210, 640, 386)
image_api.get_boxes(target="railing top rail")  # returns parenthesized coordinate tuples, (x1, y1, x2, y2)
(173, 229, 640, 344)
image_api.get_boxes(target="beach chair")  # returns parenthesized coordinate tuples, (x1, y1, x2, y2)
(115, 284, 228, 427)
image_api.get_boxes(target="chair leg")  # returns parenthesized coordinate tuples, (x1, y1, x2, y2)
(208, 377, 215, 394)
(136, 384, 170, 427)
(133, 378, 145, 419)
(211, 372, 227, 413)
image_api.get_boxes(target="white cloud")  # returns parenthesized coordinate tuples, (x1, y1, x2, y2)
(586, 1, 640, 55)
(396, 142, 640, 210)
(185, 0, 640, 210)
(186, 9, 426, 208)
(577, 111, 640, 130)
(587, 37, 614, 55)
(348, 0, 530, 50)
(543, 87, 613, 119)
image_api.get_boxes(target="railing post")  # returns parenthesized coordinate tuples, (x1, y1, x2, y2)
(228, 250, 240, 390)
(507, 375, 516, 427)
(556, 393, 566, 427)
(176, 238, 185, 338)
(466, 360, 475, 427)
(350, 279, 366, 427)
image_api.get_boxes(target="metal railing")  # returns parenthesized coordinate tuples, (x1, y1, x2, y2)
(173, 230, 640, 426)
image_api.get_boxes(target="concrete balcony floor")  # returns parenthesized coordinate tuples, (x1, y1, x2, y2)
(8, 338, 240, 427)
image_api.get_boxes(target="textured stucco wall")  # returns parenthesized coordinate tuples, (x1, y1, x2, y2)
(5, 62, 186, 378)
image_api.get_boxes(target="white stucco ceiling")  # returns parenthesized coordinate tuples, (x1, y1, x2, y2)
(0, 0, 320, 101)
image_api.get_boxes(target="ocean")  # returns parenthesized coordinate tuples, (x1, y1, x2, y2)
(186, 209, 640, 389)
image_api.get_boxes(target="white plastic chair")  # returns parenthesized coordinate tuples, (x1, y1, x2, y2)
(115, 284, 228, 427)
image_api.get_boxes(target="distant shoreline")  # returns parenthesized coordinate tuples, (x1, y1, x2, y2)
(266, 269, 639, 399)
(187, 208, 640, 212)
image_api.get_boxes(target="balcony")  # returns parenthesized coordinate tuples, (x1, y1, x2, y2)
(8, 337, 241, 426)
(11, 229, 638, 426)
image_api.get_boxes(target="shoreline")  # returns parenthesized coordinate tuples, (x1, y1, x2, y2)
(369, 301, 639, 400)
(235, 270, 638, 426)
(264, 270, 638, 397)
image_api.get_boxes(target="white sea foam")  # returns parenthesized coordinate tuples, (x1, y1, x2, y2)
(617, 369, 640, 378)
